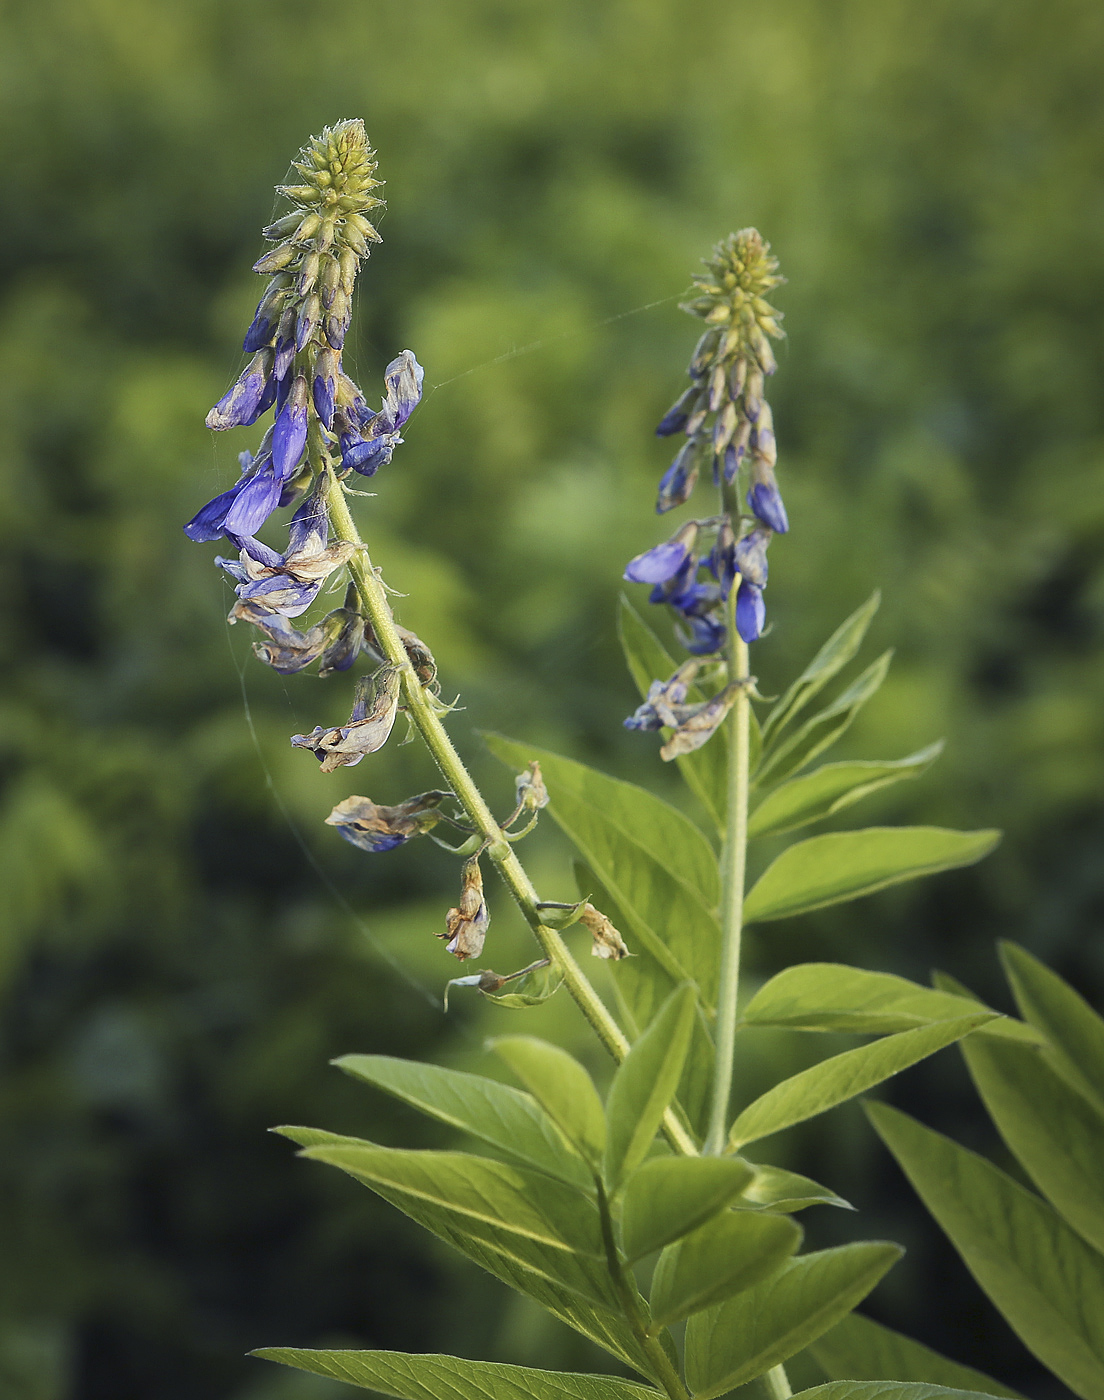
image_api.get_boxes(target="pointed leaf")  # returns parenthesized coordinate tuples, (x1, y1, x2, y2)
(869, 1102, 1104, 1400)
(490, 1037, 606, 1168)
(252, 1350, 663, 1400)
(762, 591, 881, 743)
(756, 650, 892, 788)
(1000, 941, 1104, 1115)
(795, 1385, 1012, 1400)
(618, 596, 728, 829)
(604, 984, 696, 1188)
(741, 963, 1036, 1043)
(485, 736, 721, 1001)
(738, 1162, 853, 1213)
(729, 1016, 995, 1149)
(748, 747, 943, 839)
(810, 1314, 1023, 1397)
(684, 1242, 902, 1397)
(621, 1156, 755, 1260)
(333, 1055, 590, 1189)
(482, 963, 565, 1008)
(743, 828, 1001, 925)
(650, 1209, 802, 1327)
(962, 1036, 1104, 1254)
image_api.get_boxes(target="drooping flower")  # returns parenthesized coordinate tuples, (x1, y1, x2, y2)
(439, 856, 490, 960)
(290, 665, 401, 772)
(231, 593, 365, 675)
(325, 790, 449, 852)
(623, 522, 700, 585)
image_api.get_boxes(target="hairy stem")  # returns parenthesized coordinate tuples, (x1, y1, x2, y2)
(321, 454, 696, 1153)
(763, 1365, 794, 1400)
(705, 574, 751, 1155)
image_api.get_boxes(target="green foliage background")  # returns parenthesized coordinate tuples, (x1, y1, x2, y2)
(2, 0, 1103, 1395)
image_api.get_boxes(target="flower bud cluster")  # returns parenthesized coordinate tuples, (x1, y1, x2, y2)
(626, 230, 786, 659)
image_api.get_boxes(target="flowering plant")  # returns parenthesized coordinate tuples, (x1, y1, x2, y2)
(184, 123, 1104, 1400)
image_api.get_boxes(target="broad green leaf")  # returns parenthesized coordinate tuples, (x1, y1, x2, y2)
(747, 746, 943, 839)
(756, 650, 892, 789)
(738, 1162, 853, 1213)
(485, 736, 721, 1001)
(333, 1055, 591, 1189)
(741, 963, 1036, 1043)
(869, 1102, 1104, 1400)
(1001, 941, 1104, 1115)
(728, 1015, 995, 1149)
(795, 1385, 1012, 1400)
(302, 1143, 617, 1309)
(618, 595, 728, 828)
(962, 1036, 1104, 1254)
(743, 828, 1001, 925)
(490, 1037, 606, 1168)
(484, 963, 565, 1008)
(811, 1313, 1023, 1397)
(604, 984, 696, 1188)
(621, 1156, 755, 1260)
(762, 591, 881, 743)
(252, 1349, 664, 1400)
(684, 1242, 902, 1397)
(650, 1209, 802, 1327)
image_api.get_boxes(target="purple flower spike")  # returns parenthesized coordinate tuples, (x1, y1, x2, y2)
(272, 378, 309, 481)
(656, 444, 699, 514)
(223, 465, 282, 538)
(747, 480, 789, 534)
(735, 580, 766, 643)
(624, 522, 700, 584)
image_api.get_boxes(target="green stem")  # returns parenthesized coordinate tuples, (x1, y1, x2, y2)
(320, 451, 696, 1155)
(705, 575, 751, 1155)
(597, 1183, 691, 1400)
(763, 1366, 793, 1400)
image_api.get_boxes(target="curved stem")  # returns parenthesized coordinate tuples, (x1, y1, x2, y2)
(705, 575, 751, 1155)
(321, 455, 696, 1156)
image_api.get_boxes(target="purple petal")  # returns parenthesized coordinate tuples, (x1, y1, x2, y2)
(243, 312, 273, 353)
(223, 467, 282, 537)
(683, 613, 727, 655)
(272, 402, 308, 480)
(747, 481, 789, 534)
(735, 581, 766, 643)
(183, 482, 244, 542)
(312, 374, 335, 429)
(623, 539, 690, 584)
(383, 351, 425, 430)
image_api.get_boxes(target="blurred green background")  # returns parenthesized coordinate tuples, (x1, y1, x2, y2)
(2, 0, 1103, 1395)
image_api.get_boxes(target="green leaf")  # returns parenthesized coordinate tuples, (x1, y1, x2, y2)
(868, 1102, 1104, 1400)
(333, 1055, 591, 1189)
(1000, 941, 1104, 1115)
(747, 746, 943, 839)
(756, 650, 892, 789)
(252, 1350, 664, 1400)
(741, 963, 1037, 1043)
(811, 1313, 1023, 1397)
(728, 1016, 995, 1149)
(618, 596, 728, 829)
(743, 828, 1001, 925)
(485, 736, 721, 1002)
(490, 1037, 606, 1168)
(604, 984, 696, 1188)
(301, 1142, 622, 1312)
(962, 1035, 1104, 1254)
(762, 591, 881, 744)
(483, 963, 565, 1008)
(684, 1242, 902, 1397)
(738, 1162, 854, 1213)
(650, 1209, 802, 1327)
(621, 1156, 755, 1261)
(795, 1385, 1012, 1400)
